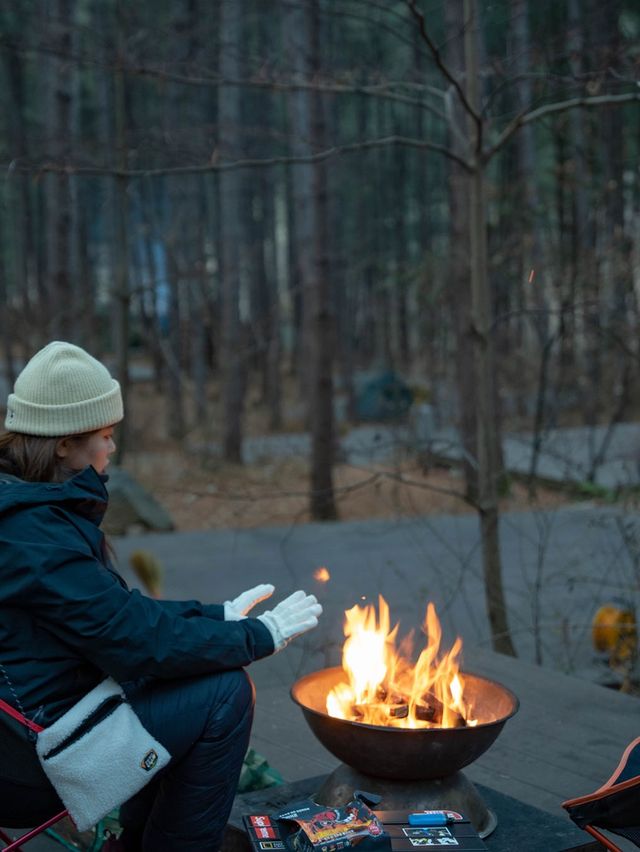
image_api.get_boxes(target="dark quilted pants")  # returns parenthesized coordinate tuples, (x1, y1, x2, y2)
(120, 668, 255, 852)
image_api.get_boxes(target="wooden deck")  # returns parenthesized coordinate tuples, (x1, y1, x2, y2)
(461, 648, 638, 817)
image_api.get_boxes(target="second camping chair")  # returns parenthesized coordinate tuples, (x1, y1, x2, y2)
(562, 735, 640, 851)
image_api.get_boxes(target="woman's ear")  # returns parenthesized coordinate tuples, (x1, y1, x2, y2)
(55, 437, 72, 459)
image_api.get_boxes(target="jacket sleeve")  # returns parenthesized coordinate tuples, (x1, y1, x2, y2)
(105, 560, 225, 621)
(154, 599, 225, 621)
(5, 512, 273, 682)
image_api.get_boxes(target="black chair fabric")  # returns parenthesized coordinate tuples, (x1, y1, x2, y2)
(0, 715, 62, 827)
(563, 736, 640, 849)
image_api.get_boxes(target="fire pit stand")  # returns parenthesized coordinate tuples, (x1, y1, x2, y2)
(314, 763, 497, 839)
(291, 666, 519, 839)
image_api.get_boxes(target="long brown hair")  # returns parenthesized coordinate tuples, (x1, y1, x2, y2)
(0, 432, 90, 483)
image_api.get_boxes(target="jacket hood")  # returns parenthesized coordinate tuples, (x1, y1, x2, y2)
(0, 465, 109, 524)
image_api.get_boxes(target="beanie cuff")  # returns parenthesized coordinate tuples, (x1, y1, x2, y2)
(5, 382, 123, 436)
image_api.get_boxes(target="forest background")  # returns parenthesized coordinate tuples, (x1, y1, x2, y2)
(1, 0, 639, 660)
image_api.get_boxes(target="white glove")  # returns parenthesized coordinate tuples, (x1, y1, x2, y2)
(257, 590, 322, 652)
(224, 583, 275, 621)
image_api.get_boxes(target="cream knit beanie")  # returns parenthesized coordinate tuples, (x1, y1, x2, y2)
(5, 341, 123, 436)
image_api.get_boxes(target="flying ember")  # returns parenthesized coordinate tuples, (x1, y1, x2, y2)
(314, 566, 331, 583)
(326, 596, 478, 729)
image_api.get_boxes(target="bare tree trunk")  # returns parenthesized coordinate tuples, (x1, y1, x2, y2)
(190, 289, 209, 426)
(283, 169, 301, 376)
(334, 258, 358, 424)
(183, 0, 208, 429)
(394, 153, 410, 370)
(565, 0, 595, 414)
(164, 232, 186, 440)
(137, 188, 165, 392)
(509, 0, 551, 491)
(596, 0, 631, 341)
(3, 41, 33, 351)
(465, 0, 515, 656)
(308, 0, 336, 521)
(49, 0, 75, 340)
(444, 0, 477, 500)
(0, 250, 14, 384)
(219, 0, 245, 462)
(262, 177, 282, 431)
(283, 0, 315, 414)
(509, 0, 548, 344)
(112, 0, 130, 461)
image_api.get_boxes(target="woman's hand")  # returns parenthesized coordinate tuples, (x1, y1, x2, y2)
(224, 583, 275, 621)
(257, 590, 323, 652)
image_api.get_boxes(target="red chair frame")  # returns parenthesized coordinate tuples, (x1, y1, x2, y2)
(563, 735, 640, 852)
(0, 696, 70, 850)
(0, 809, 69, 851)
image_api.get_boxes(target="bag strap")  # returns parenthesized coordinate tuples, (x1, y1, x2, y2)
(0, 661, 43, 734)
(0, 696, 43, 733)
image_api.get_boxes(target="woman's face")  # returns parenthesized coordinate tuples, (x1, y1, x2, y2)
(56, 426, 117, 475)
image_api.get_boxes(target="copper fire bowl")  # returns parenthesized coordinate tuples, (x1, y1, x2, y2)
(291, 666, 519, 780)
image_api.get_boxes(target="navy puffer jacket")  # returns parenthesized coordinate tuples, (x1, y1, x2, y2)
(0, 466, 274, 729)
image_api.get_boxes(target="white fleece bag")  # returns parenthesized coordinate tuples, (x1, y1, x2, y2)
(36, 677, 171, 831)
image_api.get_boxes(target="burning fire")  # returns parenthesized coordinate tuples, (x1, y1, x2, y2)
(327, 596, 478, 730)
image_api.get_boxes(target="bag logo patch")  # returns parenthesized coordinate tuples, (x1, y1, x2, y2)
(141, 749, 158, 771)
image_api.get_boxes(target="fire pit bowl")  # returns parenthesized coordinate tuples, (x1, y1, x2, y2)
(291, 666, 519, 781)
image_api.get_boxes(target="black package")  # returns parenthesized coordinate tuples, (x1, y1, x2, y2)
(272, 793, 391, 852)
(243, 800, 486, 852)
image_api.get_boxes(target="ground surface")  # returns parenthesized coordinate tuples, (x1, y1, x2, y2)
(117, 380, 578, 532)
(123, 449, 572, 532)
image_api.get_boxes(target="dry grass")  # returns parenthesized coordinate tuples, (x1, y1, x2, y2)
(120, 379, 572, 532)
(123, 449, 571, 533)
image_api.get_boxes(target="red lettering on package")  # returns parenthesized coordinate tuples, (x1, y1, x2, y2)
(252, 825, 276, 839)
(251, 816, 272, 828)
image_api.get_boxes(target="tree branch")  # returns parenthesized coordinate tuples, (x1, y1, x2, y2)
(485, 91, 640, 161)
(406, 0, 480, 125)
(0, 38, 448, 123)
(2, 135, 473, 178)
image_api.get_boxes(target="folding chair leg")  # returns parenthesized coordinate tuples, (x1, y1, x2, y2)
(584, 824, 623, 852)
(0, 829, 14, 850)
(0, 810, 68, 851)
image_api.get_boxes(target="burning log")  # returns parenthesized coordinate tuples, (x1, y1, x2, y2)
(349, 688, 468, 727)
(353, 702, 409, 720)
(415, 692, 444, 724)
(375, 684, 405, 705)
(414, 702, 439, 724)
(351, 701, 409, 722)
(389, 704, 408, 719)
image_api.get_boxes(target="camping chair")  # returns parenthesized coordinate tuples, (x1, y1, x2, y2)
(0, 695, 121, 851)
(0, 810, 69, 851)
(0, 693, 71, 851)
(562, 735, 640, 851)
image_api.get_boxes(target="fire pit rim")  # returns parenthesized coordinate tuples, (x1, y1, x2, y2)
(290, 665, 520, 733)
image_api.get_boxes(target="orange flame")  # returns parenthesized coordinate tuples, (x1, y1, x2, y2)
(327, 595, 477, 729)
(314, 566, 331, 583)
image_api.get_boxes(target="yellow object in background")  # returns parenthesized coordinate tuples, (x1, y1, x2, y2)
(592, 603, 637, 663)
(129, 549, 164, 598)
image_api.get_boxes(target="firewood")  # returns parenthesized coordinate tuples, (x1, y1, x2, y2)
(416, 692, 444, 724)
(388, 704, 409, 719)
(414, 702, 438, 723)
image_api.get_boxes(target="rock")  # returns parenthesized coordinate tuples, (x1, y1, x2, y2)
(102, 466, 175, 535)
